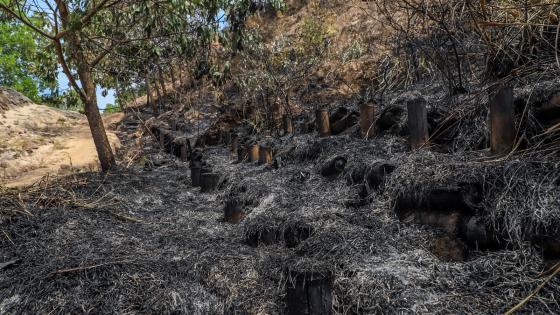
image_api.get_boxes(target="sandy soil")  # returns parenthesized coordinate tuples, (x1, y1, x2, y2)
(0, 103, 122, 188)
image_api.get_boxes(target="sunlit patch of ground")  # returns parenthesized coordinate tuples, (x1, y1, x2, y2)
(0, 103, 122, 188)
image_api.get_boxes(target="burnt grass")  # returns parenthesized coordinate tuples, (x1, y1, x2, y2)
(2, 96, 560, 314)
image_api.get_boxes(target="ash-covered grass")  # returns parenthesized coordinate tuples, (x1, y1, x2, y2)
(2, 121, 559, 314)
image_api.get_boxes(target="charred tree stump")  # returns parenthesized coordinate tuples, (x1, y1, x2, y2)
(394, 184, 502, 250)
(151, 125, 161, 140)
(238, 145, 248, 163)
(224, 200, 245, 223)
(190, 149, 203, 163)
(286, 270, 333, 315)
(462, 216, 501, 249)
(284, 224, 313, 248)
(225, 131, 232, 145)
(315, 109, 331, 137)
(283, 114, 294, 134)
(533, 235, 560, 260)
(170, 136, 181, 158)
(320, 156, 347, 178)
(159, 129, 174, 153)
(246, 227, 279, 247)
(407, 98, 430, 149)
(489, 86, 515, 155)
(158, 128, 168, 149)
(231, 136, 239, 160)
(249, 143, 260, 162)
(329, 107, 349, 125)
(191, 167, 201, 187)
(366, 160, 397, 190)
(331, 112, 359, 135)
(376, 106, 404, 133)
(360, 102, 376, 139)
(165, 132, 175, 154)
(200, 173, 220, 193)
(259, 145, 273, 165)
(395, 184, 482, 219)
(176, 138, 191, 162)
(190, 158, 202, 186)
(431, 236, 468, 262)
(180, 142, 188, 161)
(330, 119, 345, 135)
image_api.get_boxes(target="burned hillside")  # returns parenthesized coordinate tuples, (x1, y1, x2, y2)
(3, 0, 560, 314)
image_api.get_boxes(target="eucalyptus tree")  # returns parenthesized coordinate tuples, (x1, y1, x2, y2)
(0, 0, 203, 170)
(97, 0, 227, 113)
(0, 0, 141, 170)
(0, 0, 284, 170)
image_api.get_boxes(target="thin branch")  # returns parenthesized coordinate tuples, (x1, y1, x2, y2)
(0, 3, 56, 39)
(53, 38, 86, 100)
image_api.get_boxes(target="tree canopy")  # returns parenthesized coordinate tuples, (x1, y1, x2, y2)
(0, 16, 57, 102)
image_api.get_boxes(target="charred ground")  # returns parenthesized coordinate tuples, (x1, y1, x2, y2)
(1, 78, 560, 314)
(3, 1, 560, 314)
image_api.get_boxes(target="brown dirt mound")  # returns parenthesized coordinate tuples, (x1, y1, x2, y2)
(0, 87, 34, 113)
(0, 87, 122, 188)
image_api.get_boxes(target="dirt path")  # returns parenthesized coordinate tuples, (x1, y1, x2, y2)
(0, 103, 122, 187)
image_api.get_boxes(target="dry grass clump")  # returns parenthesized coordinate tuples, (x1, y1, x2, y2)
(368, 1, 560, 90)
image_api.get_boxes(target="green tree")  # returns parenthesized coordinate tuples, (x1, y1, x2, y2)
(0, 18, 57, 102)
(0, 0, 284, 171)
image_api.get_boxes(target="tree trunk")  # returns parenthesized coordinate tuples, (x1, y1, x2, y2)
(157, 64, 167, 95)
(154, 77, 162, 103)
(179, 63, 186, 87)
(70, 36, 116, 171)
(170, 62, 177, 92)
(146, 74, 158, 116)
(50, 0, 116, 171)
(83, 95, 116, 171)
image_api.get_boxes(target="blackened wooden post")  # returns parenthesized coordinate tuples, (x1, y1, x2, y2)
(258, 145, 273, 165)
(406, 98, 430, 149)
(171, 137, 182, 159)
(231, 136, 239, 160)
(489, 86, 515, 155)
(178, 138, 191, 162)
(331, 113, 359, 135)
(200, 173, 220, 192)
(160, 129, 166, 149)
(360, 102, 375, 139)
(315, 109, 331, 137)
(238, 145, 248, 163)
(191, 164, 201, 187)
(249, 143, 260, 162)
(185, 138, 193, 159)
(164, 132, 174, 153)
(283, 114, 293, 134)
(158, 128, 167, 149)
(286, 270, 333, 315)
(151, 125, 160, 141)
(320, 156, 347, 178)
(224, 130, 232, 145)
(330, 118, 346, 135)
(180, 142, 188, 161)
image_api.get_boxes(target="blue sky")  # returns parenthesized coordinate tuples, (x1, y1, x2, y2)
(56, 71, 115, 111)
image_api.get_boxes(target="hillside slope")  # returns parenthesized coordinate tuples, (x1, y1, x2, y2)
(0, 87, 122, 187)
